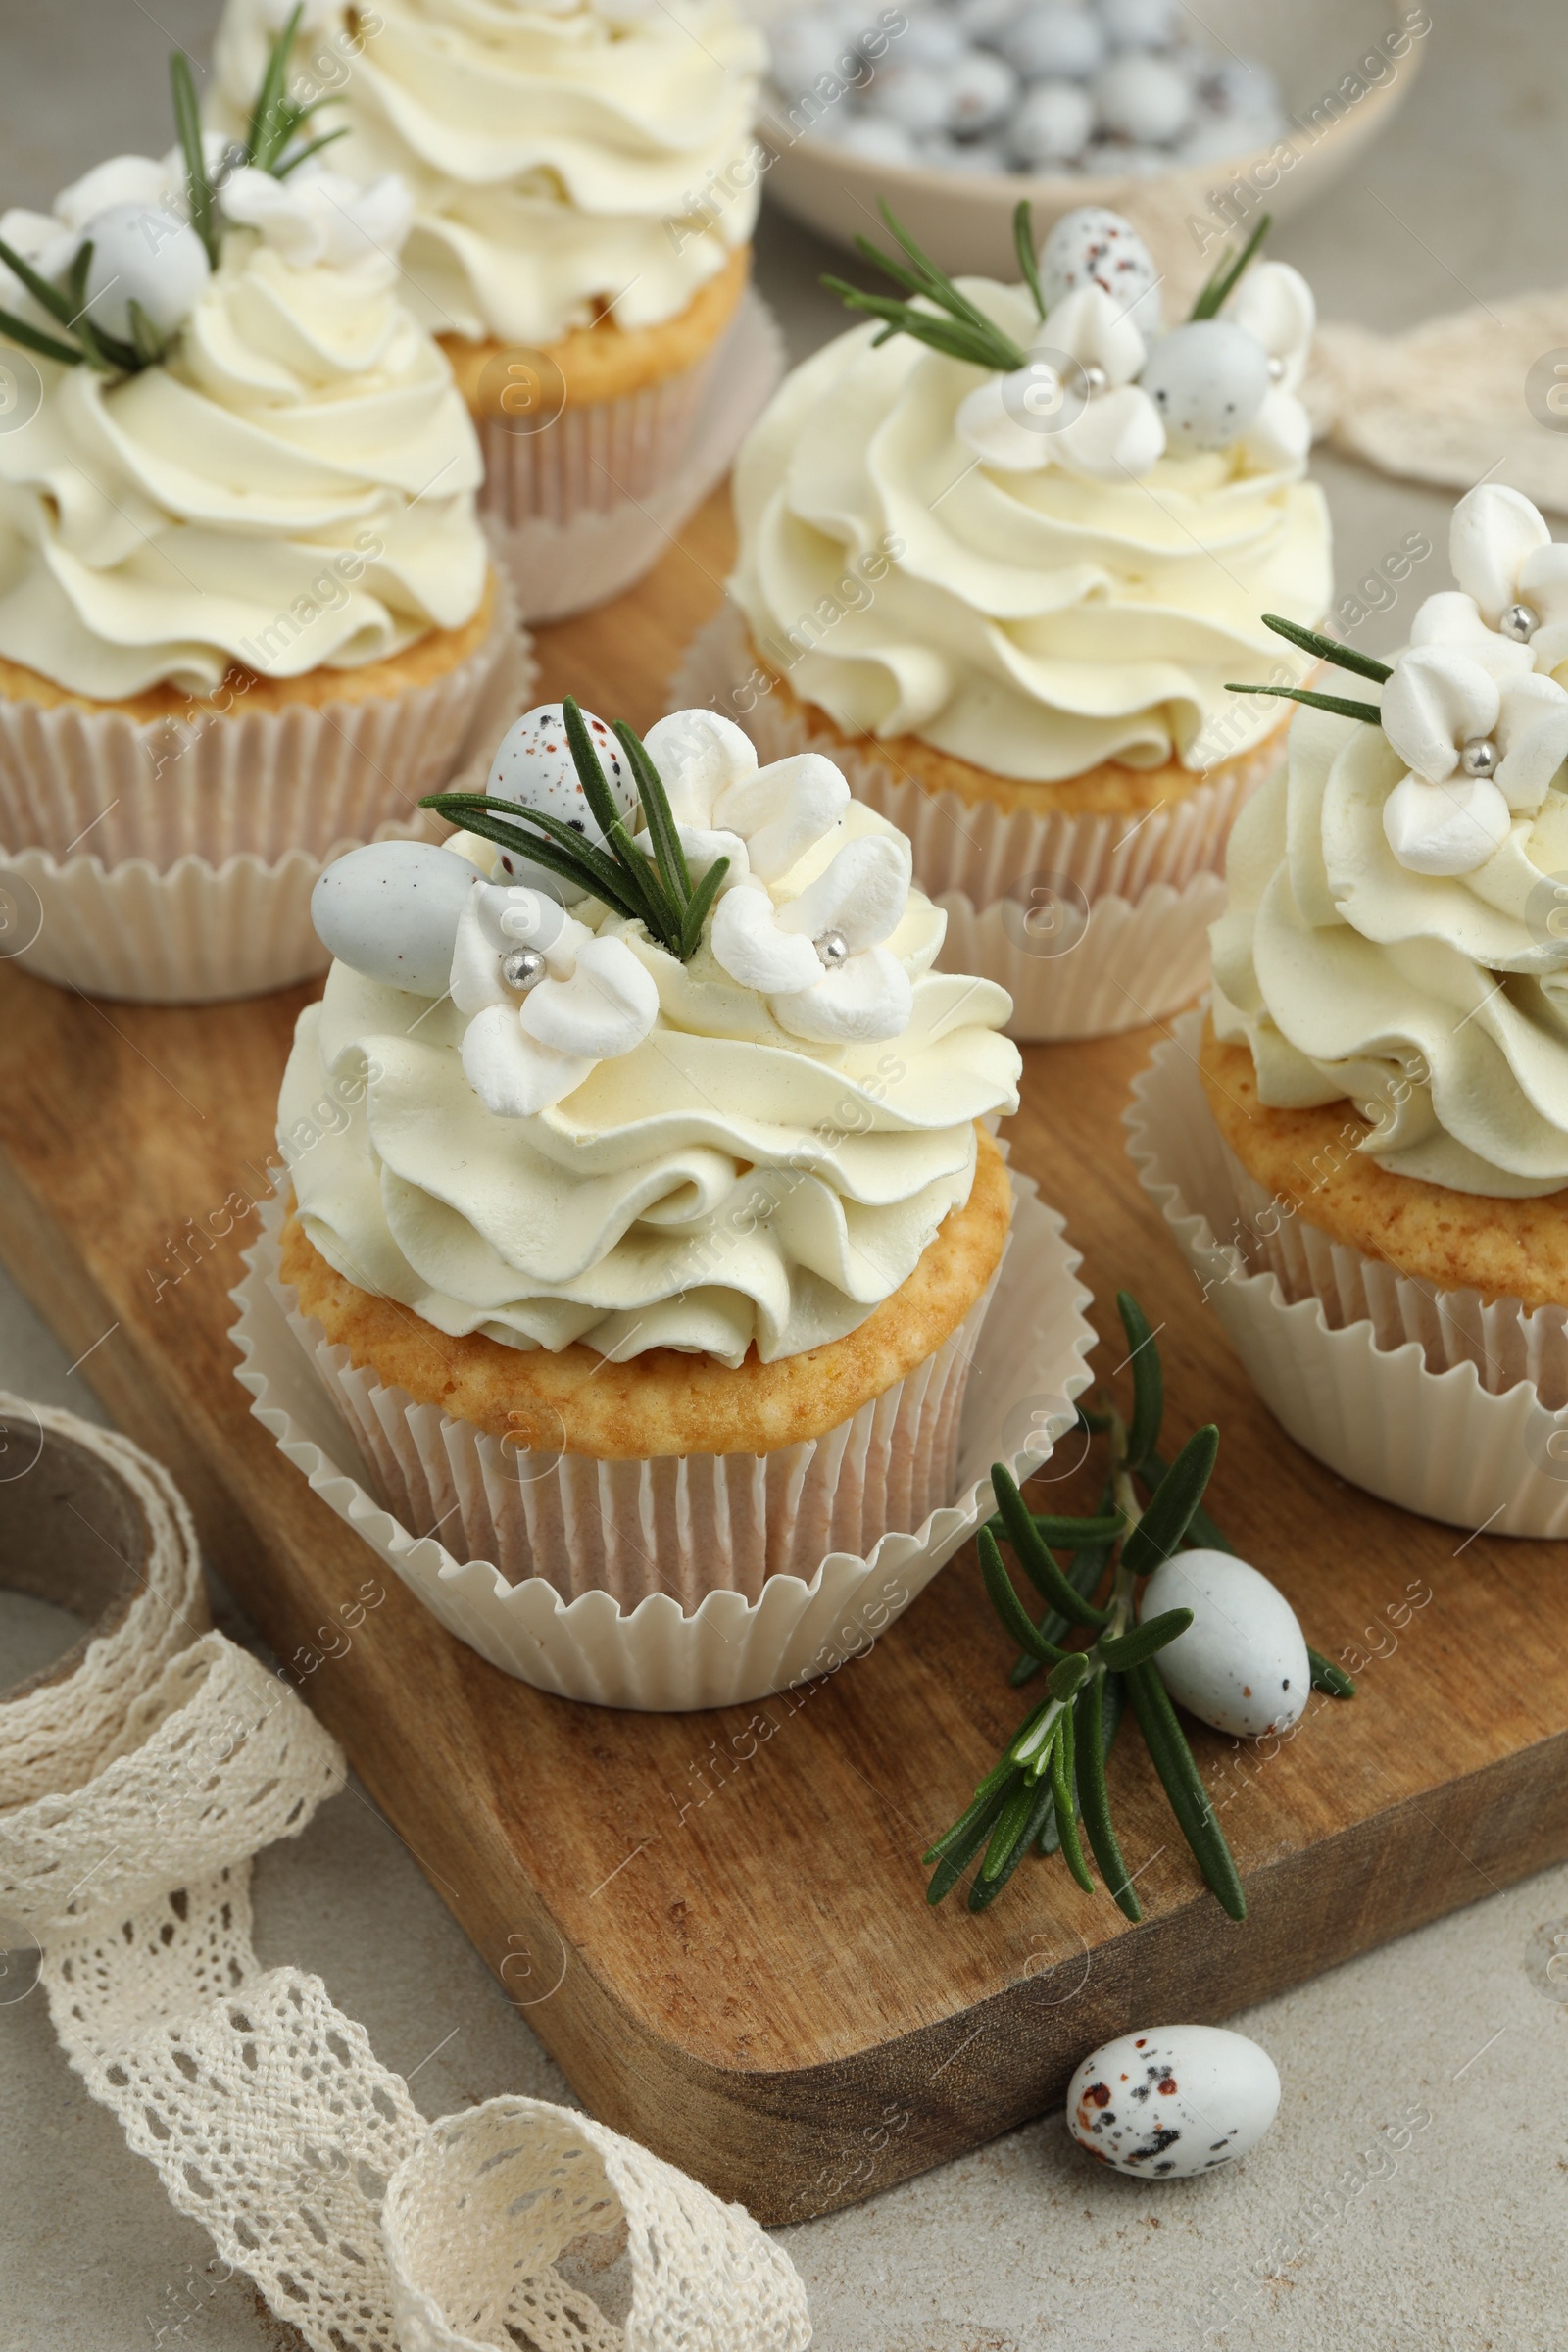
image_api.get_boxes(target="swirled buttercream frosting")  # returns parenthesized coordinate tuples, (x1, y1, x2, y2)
(213, 0, 766, 347)
(284, 710, 1022, 1365)
(0, 196, 485, 700)
(1211, 701, 1568, 1199)
(730, 286, 1333, 784)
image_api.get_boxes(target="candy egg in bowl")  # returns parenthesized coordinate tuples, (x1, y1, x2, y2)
(751, 0, 1425, 296)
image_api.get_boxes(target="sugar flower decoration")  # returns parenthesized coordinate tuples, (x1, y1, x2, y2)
(221, 166, 415, 274)
(451, 885, 659, 1120)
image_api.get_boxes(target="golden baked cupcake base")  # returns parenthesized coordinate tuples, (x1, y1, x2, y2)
(281, 1124, 1012, 1461)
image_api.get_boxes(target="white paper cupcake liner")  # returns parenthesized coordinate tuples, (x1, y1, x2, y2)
(0, 580, 535, 1004)
(0, 568, 529, 871)
(669, 603, 1282, 1040)
(1125, 1007, 1568, 1539)
(481, 292, 784, 625)
(228, 1165, 1096, 1709)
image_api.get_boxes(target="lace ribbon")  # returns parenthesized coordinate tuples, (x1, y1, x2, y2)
(0, 1394, 810, 2352)
(1305, 288, 1568, 514)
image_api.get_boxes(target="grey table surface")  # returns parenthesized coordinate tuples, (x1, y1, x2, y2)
(1, 2, 1565, 2346)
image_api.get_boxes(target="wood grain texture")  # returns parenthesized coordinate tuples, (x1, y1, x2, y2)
(1, 488, 1565, 2225)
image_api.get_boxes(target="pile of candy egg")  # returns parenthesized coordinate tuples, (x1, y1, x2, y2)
(766, 0, 1288, 177)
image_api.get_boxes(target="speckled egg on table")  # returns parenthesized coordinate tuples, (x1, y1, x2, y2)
(1067, 2025, 1281, 2179)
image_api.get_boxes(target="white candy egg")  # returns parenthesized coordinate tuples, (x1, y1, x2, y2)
(998, 4, 1104, 81)
(1101, 0, 1184, 50)
(947, 49, 1019, 133)
(769, 13, 850, 93)
(1139, 318, 1270, 451)
(900, 13, 967, 66)
(1009, 77, 1095, 165)
(955, 0, 1018, 44)
(1094, 51, 1194, 143)
(79, 202, 210, 344)
(1068, 2026, 1281, 2179)
(485, 703, 637, 897)
(1139, 1547, 1311, 1739)
(1038, 204, 1161, 332)
(869, 59, 954, 134)
(1199, 58, 1283, 117)
(311, 841, 484, 998)
(837, 115, 920, 163)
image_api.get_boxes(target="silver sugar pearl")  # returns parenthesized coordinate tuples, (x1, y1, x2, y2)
(1080, 362, 1109, 397)
(501, 948, 547, 992)
(1459, 736, 1499, 779)
(1501, 601, 1540, 643)
(814, 928, 851, 967)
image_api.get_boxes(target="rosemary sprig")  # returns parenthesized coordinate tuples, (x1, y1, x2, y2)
(1013, 199, 1046, 324)
(0, 8, 347, 384)
(1188, 210, 1273, 321)
(421, 697, 729, 964)
(1226, 612, 1391, 728)
(824, 200, 1029, 375)
(926, 1291, 1354, 1921)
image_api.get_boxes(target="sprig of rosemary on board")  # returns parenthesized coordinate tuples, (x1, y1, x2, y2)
(0, 5, 347, 376)
(925, 1293, 1354, 1921)
(422, 696, 729, 963)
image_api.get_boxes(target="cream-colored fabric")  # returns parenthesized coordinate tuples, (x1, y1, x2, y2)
(0, 1395, 810, 2352)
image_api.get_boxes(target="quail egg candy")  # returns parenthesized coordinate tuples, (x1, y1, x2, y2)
(1037, 201, 1161, 330)
(79, 202, 211, 342)
(1138, 318, 1271, 452)
(1067, 2026, 1281, 2179)
(312, 840, 483, 999)
(769, 0, 1288, 177)
(1138, 1547, 1312, 1740)
(484, 703, 638, 897)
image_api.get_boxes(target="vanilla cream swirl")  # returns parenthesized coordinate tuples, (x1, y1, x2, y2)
(281, 808, 1021, 1365)
(213, 0, 766, 347)
(731, 291, 1333, 783)
(1212, 701, 1568, 1198)
(0, 224, 485, 700)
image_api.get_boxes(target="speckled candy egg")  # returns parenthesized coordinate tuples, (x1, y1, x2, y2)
(1139, 1547, 1311, 1739)
(80, 202, 211, 343)
(1093, 51, 1195, 144)
(997, 4, 1104, 83)
(485, 703, 637, 896)
(1068, 2027, 1281, 2179)
(1138, 318, 1270, 452)
(1009, 77, 1094, 168)
(312, 841, 483, 998)
(946, 49, 1019, 134)
(1038, 205, 1161, 334)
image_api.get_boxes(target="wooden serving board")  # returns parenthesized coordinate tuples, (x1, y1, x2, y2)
(2, 488, 1566, 2227)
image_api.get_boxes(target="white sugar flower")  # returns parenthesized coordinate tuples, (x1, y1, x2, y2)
(450, 882, 658, 1120)
(710, 834, 915, 1043)
(641, 709, 851, 890)
(1379, 638, 1568, 875)
(956, 284, 1165, 481)
(220, 166, 415, 273)
(1223, 259, 1314, 469)
(1446, 483, 1568, 677)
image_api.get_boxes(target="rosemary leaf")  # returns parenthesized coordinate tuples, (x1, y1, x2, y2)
(1117, 1290, 1164, 1470)
(1048, 1652, 1089, 1702)
(1098, 1606, 1193, 1671)
(562, 694, 637, 849)
(419, 799, 639, 920)
(992, 1465, 1110, 1627)
(1189, 210, 1272, 320)
(0, 307, 83, 368)
(171, 50, 217, 265)
(1120, 1426, 1219, 1579)
(1126, 1661, 1247, 1921)
(1225, 682, 1385, 727)
(971, 1778, 1055, 1904)
(827, 283, 1024, 373)
(273, 126, 350, 178)
(678, 855, 730, 962)
(1051, 1700, 1094, 1893)
(606, 813, 682, 948)
(979, 1777, 1038, 1883)
(249, 1, 305, 171)
(1012, 199, 1046, 321)
(1023, 1513, 1124, 1550)
(980, 1527, 1069, 1665)
(927, 1781, 1015, 1904)
(1308, 1645, 1357, 1698)
(0, 233, 82, 332)
(1138, 1451, 1233, 1552)
(1260, 612, 1393, 685)
(1077, 1674, 1141, 1919)
(126, 300, 167, 368)
(614, 720, 691, 904)
(922, 1758, 1020, 1867)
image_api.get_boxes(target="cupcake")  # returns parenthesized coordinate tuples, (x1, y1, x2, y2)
(685, 204, 1332, 1039)
(212, 0, 774, 618)
(1128, 482, 1568, 1536)
(271, 693, 1025, 1621)
(0, 43, 524, 1002)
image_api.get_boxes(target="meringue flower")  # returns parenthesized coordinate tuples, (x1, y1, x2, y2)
(1223, 259, 1314, 470)
(956, 283, 1165, 481)
(1446, 483, 1568, 676)
(450, 881, 658, 1119)
(641, 708, 851, 889)
(220, 166, 415, 274)
(1379, 636, 1568, 875)
(710, 835, 915, 1043)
